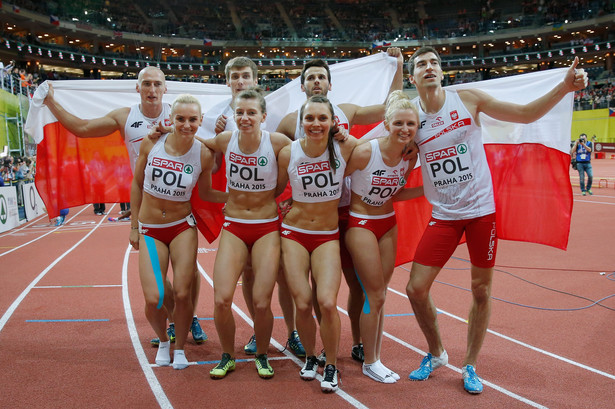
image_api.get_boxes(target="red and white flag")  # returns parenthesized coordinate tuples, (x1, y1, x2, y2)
(26, 54, 573, 255)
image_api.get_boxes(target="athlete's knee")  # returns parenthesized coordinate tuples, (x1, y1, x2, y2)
(253, 296, 273, 315)
(317, 296, 338, 317)
(471, 279, 492, 305)
(406, 280, 429, 301)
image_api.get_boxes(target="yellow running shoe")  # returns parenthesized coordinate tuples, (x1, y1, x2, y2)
(255, 354, 274, 379)
(210, 353, 236, 379)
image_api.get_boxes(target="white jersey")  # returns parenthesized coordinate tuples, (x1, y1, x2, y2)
(200, 98, 236, 140)
(143, 134, 202, 201)
(288, 139, 346, 203)
(225, 130, 277, 192)
(295, 103, 351, 206)
(124, 104, 172, 173)
(412, 90, 495, 220)
(350, 139, 409, 207)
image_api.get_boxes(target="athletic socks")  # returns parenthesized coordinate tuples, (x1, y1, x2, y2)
(155, 341, 171, 366)
(362, 360, 396, 383)
(172, 349, 189, 370)
(377, 360, 400, 381)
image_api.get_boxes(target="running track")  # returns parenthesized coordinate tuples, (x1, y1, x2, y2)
(1, 162, 614, 408)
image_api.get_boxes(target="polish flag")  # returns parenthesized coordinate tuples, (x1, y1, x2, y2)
(26, 53, 574, 255)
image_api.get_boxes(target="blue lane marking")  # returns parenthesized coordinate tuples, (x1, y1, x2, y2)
(144, 235, 164, 310)
(26, 319, 109, 323)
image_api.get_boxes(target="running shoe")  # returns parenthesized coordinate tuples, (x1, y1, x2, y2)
(582, 191, 587, 196)
(408, 350, 448, 381)
(588, 189, 593, 195)
(190, 317, 208, 344)
(244, 334, 257, 355)
(150, 324, 176, 347)
(462, 364, 483, 394)
(351, 343, 364, 362)
(286, 330, 306, 357)
(210, 353, 236, 379)
(320, 364, 339, 393)
(55, 215, 65, 226)
(316, 349, 326, 367)
(255, 354, 274, 379)
(300, 355, 319, 380)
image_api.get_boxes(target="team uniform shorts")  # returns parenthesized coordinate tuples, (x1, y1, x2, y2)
(280, 223, 339, 254)
(347, 211, 397, 241)
(414, 212, 497, 269)
(223, 216, 279, 250)
(138, 213, 197, 246)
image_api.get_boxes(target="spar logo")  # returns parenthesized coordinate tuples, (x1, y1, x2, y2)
(184, 164, 194, 174)
(298, 160, 331, 175)
(152, 157, 184, 173)
(431, 116, 445, 128)
(425, 144, 467, 163)
(228, 153, 265, 182)
(0, 194, 7, 224)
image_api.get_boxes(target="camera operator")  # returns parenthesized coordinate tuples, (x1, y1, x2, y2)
(570, 133, 593, 195)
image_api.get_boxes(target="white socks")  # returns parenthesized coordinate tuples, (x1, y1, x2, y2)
(172, 350, 189, 370)
(363, 360, 396, 383)
(378, 361, 400, 381)
(155, 341, 171, 366)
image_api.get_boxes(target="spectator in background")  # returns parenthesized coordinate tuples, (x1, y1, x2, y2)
(571, 132, 593, 195)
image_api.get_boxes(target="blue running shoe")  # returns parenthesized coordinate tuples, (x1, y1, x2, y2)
(244, 334, 257, 355)
(287, 330, 306, 357)
(190, 317, 207, 344)
(150, 324, 176, 347)
(462, 365, 483, 394)
(408, 350, 448, 381)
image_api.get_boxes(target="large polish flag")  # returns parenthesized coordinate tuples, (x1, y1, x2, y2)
(25, 54, 573, 256)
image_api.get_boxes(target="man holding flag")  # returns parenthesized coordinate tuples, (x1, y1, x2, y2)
(404, 46, 587, 394)
(42, 67, 208, 347)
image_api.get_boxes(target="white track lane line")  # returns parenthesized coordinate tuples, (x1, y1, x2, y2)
(121, 245, 172, 409)
(0, 211, 107, 333)
(336, 302, 548, 409)
(0, 213, 47, 238)
(387, 286, 615, 380)
(0, 205, 92, 257)
(196, 262, 369, 409)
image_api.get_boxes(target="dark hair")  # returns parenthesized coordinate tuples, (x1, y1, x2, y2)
(407, 46, 441, 76)
(300, 60, 331, 85)
(299, 95, 337, 172)
(234, 87, 266, 114)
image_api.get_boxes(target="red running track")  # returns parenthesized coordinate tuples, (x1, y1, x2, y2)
(1, 162, 614, 409)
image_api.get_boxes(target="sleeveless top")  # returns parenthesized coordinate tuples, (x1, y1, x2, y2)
(143, 134, 202, 201)
(225, 130, 277, 192)
(124, 103, 172, 173)
(295, 103, 351, 206)
(412, 90, 495, 220)
(351, 139, 409, 207)
(288, 139, 346, 203)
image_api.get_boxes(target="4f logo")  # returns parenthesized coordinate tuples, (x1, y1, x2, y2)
(130, 121, 143, 128)
(372, 170, 385, 176)
(281, 230, 291, 236)
(358, 220, 368, 225)
(419, 120, 426, 129)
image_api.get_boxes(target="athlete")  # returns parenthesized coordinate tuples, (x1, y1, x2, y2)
(345, 90, 423, 383)
(276, 47, 405, 364)
(276, 95, 357, 393)
(405, 46, 588, 393)
(43, 67, 208, 346)
(201, 57, 304, 358)
(203, 88, 291, 379)
(129, 94, 226, 369)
